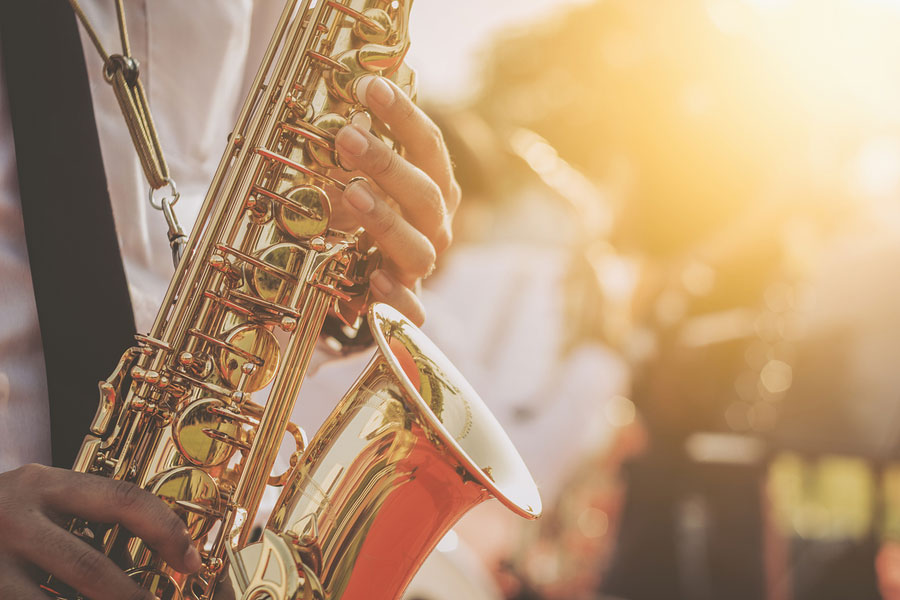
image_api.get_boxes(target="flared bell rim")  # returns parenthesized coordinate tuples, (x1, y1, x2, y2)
(368, 303, 542, 519)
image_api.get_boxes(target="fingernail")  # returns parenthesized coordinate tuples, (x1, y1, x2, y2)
(370, 270, 394, 296)
(355, 75, 375, 106)
(336, 125, 368, 157)
(184, 543, 202, 572)
(344, 181, 375, 213)
(367, 77, 395, 107)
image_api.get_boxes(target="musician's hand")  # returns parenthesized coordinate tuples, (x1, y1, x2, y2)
(333, 75, 460, 326)
(0, 464, 201, 600)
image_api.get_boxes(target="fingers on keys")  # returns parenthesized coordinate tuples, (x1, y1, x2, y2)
(0, 464, 201, 600)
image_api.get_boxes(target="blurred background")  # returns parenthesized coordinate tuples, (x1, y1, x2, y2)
(394, 0, 900, 599)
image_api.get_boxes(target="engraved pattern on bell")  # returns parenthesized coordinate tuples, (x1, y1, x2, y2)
(250, 243, 306, 304)
(173, 398, 242, 467)
(383, 323, 471, 440)
(149, 467, 221, 540)
(218, 325, 281, 392)
(275, 186, 330, 240)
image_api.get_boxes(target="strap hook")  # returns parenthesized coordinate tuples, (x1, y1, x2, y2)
(149, 179, 186, 267)
(149, 177, 180, 210)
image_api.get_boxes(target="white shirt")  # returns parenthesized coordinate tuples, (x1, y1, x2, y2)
(0, 1, 283, 472)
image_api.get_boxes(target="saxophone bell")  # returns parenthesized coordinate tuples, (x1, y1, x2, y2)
(225, 303, 541, 600)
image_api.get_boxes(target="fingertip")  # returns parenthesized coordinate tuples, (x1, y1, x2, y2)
(184, 543, 202, 573)
(370, 270, 426, 326)
(355, 75, 400, 117)
(446, 179, 462, 214)
(162, 532, 200, 574)
(168, 524, 199, 573)
(432, 225, 453, 255)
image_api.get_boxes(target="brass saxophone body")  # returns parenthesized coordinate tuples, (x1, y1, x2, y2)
(47, 1, 541, 599)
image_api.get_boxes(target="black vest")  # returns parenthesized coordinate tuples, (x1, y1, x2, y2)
(1, 1, 137, 468)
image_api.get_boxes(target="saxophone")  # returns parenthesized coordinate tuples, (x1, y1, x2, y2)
(45, 1, 541, 599)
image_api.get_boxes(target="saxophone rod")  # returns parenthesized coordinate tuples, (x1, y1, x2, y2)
(229, 290, 332, 545)
(150, 0, 317, 352)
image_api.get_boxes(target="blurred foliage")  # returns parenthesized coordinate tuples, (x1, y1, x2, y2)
(475, 0, 900, 258)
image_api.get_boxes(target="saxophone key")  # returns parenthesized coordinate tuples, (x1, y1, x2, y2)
(326, 1, 384, 33)
(352, 8, 392, 43)
(135, 334, 175, 353)
(188, 328, 266, 365)
(175, 398, 247, 467)
(312, 282, 353, 303)
(216, 325, 281, 392)
(248, 243, 306, 304)
(207, 404, 257, 425)
(149, 466, 222, 540)
(253, 184, 331, 240)
(170, 370, 234, 401)
(174, 500, 226, 521)
(308, 113, 348, 168)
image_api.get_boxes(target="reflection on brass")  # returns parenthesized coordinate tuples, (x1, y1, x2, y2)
(55, 1, 541, 599)
(354, 8, 391, 43)
(308, 113, 348, 168)
(327, 51, 367, 104)
(149, 467, 221, 540)
(91, 348, 138, 435)
(218, 325, 281, 391)
(173, 399, 242, 467)
(249, 242, 305, 304)
(275, 185, 330, 239)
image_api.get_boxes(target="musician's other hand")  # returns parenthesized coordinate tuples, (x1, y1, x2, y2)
(334, 75, 461, 326)
(0, 464, 200, 600)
